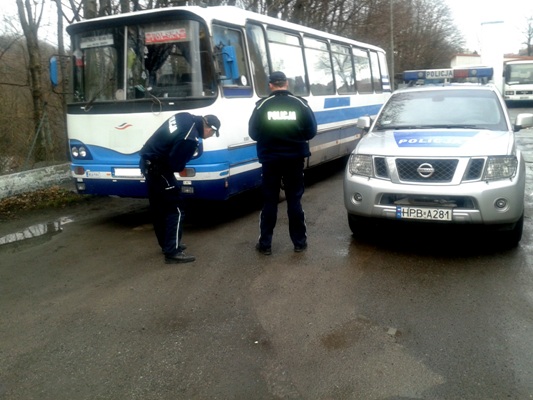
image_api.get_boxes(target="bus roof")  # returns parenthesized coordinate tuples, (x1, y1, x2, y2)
(504, 59, 533, 65)
(66, 5, 386, 53)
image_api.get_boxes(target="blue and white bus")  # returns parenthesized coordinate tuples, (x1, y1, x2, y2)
(63, 5, 391, 200)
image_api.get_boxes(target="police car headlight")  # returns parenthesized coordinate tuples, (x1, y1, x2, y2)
(483, 156, 517, 180)
(348, 154, 373, 177)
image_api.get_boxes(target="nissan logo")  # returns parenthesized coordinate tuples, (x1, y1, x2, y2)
(417, 163, 435, 178)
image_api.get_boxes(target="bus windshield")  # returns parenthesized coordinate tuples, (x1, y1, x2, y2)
(71, 19, 217, 102)
(506, 63, 533, 85)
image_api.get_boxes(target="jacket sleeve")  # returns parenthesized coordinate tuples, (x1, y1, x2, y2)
(168, 139, 198, 172)
(289, 94, 317, 141)
(301, 102, 317, 140)
(248, 106, 260, 141)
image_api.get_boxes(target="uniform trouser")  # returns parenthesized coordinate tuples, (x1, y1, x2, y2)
(145, 170, 184, 256)
(258, 158, 307, 248)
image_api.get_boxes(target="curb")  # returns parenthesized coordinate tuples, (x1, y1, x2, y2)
(0, 164, 71, 199)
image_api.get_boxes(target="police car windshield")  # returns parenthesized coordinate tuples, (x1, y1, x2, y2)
(375, 89, 508, 132)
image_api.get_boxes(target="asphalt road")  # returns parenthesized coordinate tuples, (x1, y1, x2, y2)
(1, 106, 533, 399)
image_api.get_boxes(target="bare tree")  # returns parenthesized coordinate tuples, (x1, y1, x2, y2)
(53, 0, 68, 159)
(63, 0, 84, 22)
(84, 0, 98, 18)
(0, 34, 33, 173)
(15, 0, 48, 164)
(522, 16, 533, 56)
(120, 0, 131, 13)
(358, 0, 464, 75)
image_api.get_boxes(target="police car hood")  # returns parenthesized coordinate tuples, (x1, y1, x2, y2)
(358, 128, 515, 157)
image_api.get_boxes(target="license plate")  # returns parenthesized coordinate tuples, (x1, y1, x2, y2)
(86, 171, 102, 178)
(396, 206, 452, 221)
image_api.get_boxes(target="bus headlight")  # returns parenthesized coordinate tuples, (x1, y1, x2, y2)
(483, 156, 517, 180)
(71, 146, 79, 158)
(71, 145, 91, 159)
(348, 154, 373, 177)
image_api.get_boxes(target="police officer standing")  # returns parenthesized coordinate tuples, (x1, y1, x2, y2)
(248, 71, 317, 255)
(139, 113, 220, 264)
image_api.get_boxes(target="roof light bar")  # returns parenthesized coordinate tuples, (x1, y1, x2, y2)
(403, 67, 493, 82)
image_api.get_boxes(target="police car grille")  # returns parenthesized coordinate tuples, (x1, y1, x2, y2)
(396, 159, 458, 182)
(374, 157, 389, 178)
(464, 158, 485, 181)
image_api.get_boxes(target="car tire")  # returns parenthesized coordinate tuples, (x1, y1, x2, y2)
(348, 213, 376, 239)
(501, 213, 524, 248)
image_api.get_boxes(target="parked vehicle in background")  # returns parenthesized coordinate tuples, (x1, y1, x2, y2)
(343, 75, 533, 246)
(503, 59, 533, 106)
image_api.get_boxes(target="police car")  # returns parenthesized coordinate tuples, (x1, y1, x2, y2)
(343, 68, 533, 246)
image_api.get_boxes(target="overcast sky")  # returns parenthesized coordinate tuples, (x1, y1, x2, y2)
(1, 1, 532, 54)
(445, 0, 533, 54)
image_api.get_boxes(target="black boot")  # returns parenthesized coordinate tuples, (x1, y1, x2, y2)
(165, 252, 195, 264)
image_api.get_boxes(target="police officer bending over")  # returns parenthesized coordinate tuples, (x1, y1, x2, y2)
(249, 71, 317, 255)
(139, 113, 220, 264)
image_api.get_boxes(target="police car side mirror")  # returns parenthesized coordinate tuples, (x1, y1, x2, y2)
(514, 113, 533, 132)
(357, 116, 372, 133)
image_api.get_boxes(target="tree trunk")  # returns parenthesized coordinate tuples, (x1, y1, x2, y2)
(54, 0, 69, 160)
(15, 0, 46, 164)
(121, 0, 131, 13)
(84, 0, 98, 19)
(99, 0, 112, 16)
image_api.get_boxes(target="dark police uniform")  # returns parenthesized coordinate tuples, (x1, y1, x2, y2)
(139, 112, 219, 263)
(249, 72, 317, 253)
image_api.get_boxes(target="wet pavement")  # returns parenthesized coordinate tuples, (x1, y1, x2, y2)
(1, 107, 533, 399)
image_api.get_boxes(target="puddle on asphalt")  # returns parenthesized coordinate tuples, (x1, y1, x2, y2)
(0, 217, 74, 247)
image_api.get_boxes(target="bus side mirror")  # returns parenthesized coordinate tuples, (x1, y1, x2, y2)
(50, 56, 58, 87)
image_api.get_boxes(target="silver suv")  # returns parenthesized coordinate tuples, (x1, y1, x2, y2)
(343, 84, 533, 246)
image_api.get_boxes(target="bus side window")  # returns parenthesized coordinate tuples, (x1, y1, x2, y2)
(267, 28, 309, 97)
(353, 47, 372, 94)
(331, 43, 356, 94)
(304, 37, 334, 96)
(213, 24, 252, 97)
(246, 23, 269, 97)
(369, 51, 383, 93)
(377, 51, 391, 92)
